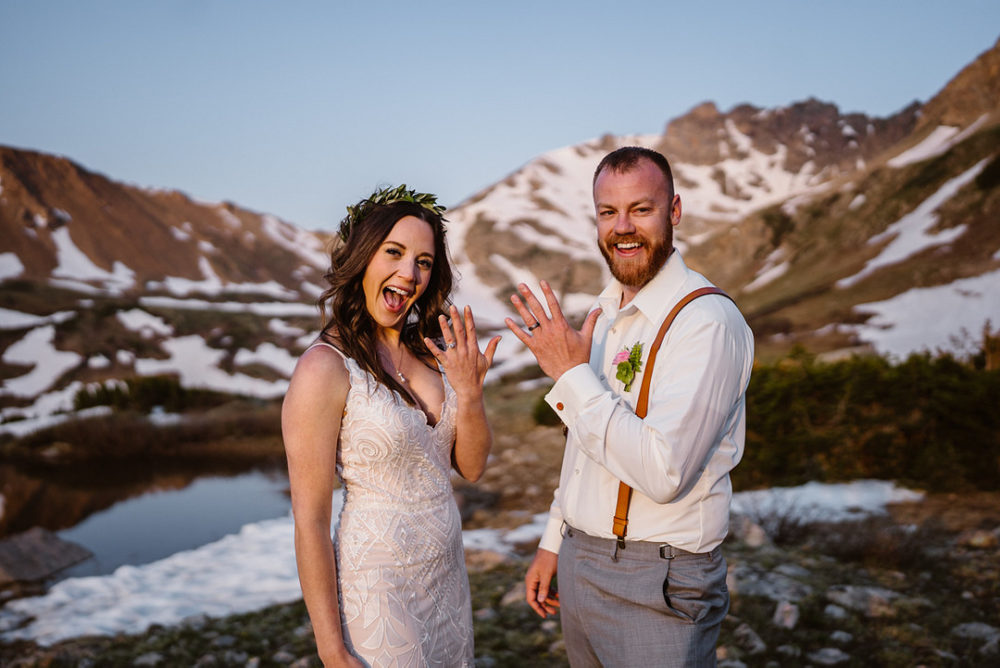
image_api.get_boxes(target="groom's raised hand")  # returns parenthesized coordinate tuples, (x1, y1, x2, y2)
(504, 280, 601, 381)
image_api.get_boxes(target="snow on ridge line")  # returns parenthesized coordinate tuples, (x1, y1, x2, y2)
(0, 480, 921, 646)
(261, 214, 329, 271)
(887, 116, 989, 168)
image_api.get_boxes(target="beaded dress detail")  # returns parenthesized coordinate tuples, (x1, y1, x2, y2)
(314, 343, 473, 667)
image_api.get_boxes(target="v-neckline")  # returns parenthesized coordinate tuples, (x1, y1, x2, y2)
(308, 342, 450, 430)
(398, 374, 449, 429)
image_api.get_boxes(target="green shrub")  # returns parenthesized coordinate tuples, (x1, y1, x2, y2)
(74, 375, 232, 412)
(738, 345, 1000, 492)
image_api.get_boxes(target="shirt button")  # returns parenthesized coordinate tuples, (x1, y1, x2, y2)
(574, 468, 580, 475)
(600, 374, 606, 381)
(556, 402, 564, 410)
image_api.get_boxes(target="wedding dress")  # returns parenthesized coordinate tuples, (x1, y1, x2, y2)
(313, 343, 474, 667)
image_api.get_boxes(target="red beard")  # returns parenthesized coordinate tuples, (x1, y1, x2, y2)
(599, 232, 672, 289)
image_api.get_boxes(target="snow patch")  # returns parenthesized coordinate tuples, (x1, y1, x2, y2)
(139, 296, 316, 318)
(731, 480, 923, 522)
(0, 308, 76, 330)
(87, 355, 111, 369)
(0, 326, 82, 397)
(50, 227, 135, 292)
(260, 214, 329, 270)
(216, 207, 242, 229)
(744, 260, 790, 293)
(847, 269, 1000, 359)
(149, 256, 298, 299)
(837, 159, 987, 288)
(0, 252, 24, 281)
(116, 309, 174, 338)
(886, 116, 988, 168)
(0, 479, 922, 645)
(233, 342, 298, 376)
(0, 405, 112, 438)
(134, 335, 289, 399)
(268, 318, 306, 338)
(170, 224, 192, 242)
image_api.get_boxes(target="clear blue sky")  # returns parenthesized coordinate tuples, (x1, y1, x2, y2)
(2, 1, 998, 230)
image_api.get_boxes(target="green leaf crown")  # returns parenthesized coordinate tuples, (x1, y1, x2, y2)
(339, 184, 446, 241)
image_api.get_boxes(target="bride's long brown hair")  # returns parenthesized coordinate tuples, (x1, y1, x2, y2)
(318, 198, 453, 404)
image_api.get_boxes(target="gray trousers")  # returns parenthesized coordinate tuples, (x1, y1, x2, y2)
(558, 525, 729, 667)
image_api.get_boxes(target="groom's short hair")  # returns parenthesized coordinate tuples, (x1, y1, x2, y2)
(593, 146, 675, 201)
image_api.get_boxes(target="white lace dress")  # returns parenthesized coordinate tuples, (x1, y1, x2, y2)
(318, 344, 474, 667)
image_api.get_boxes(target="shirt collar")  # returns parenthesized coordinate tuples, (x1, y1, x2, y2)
(597, 249, 690, 324)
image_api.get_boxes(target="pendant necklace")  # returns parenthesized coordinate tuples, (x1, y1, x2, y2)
(394, 345, 407, 383)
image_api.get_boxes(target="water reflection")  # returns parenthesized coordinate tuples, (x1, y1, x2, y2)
(0, 461, 291, 583)
(58, 470, 291, 578)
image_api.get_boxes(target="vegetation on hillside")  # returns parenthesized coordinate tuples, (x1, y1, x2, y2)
(738, 326, 1000, 493)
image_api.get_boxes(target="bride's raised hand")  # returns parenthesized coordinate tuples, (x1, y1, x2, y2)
(424, 304, 501, 397)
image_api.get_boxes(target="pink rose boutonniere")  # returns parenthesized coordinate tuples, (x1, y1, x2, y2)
(613, 342, 644, 392)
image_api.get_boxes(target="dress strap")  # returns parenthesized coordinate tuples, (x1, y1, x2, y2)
(305, 340, 346, 359)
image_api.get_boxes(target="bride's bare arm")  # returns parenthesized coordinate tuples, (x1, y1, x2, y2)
(282, 346, 362, 668)
(426, 305, 501, 482)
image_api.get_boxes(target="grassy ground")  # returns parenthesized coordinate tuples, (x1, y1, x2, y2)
(2, 492, 997, 666)
(1, 373, 998, 665)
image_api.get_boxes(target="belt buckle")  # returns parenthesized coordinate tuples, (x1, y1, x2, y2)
(658, 544, 675, 560)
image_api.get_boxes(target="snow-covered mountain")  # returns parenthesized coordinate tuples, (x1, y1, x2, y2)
(2, 37, 998, 436)
(447, 38, 1000, 364)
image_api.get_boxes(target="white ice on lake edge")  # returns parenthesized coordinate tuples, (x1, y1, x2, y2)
(0, 479, 922, 646)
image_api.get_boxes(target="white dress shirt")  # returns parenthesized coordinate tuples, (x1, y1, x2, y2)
(539, 250, 754, 554)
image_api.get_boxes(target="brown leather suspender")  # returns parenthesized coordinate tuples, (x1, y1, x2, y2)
(611, 286, 733, 549)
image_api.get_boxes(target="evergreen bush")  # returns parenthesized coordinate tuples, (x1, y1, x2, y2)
(738, 339, 1000, 492)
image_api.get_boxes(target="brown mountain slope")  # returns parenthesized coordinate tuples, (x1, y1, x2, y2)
(0, 146, 329, 297)
(917, 37, 1000, 130)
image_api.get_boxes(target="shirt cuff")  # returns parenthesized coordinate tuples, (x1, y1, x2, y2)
(545, 363, 605, 425)
(538, 514, 564, 554)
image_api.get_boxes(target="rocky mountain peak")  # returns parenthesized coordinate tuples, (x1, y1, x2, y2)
(659, 97, 920, 176)
(917, 36, 1000, 130)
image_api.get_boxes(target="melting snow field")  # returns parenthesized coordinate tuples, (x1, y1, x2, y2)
(847, 269, 1000, 359)
(0, 480, 921, 646)
(837, 158, 989, 289)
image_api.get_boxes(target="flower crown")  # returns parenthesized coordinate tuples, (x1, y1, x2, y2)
(339, 184, 446, 241)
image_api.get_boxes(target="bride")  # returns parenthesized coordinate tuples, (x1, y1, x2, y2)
(282, 185, 500, 667)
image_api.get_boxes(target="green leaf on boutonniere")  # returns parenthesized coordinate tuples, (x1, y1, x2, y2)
(616, 361, 634, 390)
(615, 342, 643, 392)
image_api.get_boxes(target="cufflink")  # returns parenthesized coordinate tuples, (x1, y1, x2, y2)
(556, 402, 564, 410)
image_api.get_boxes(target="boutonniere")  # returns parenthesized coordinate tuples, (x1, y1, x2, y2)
(612, 342, 644, 392)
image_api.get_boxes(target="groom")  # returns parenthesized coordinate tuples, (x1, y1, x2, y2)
(505, 146, 754, 666)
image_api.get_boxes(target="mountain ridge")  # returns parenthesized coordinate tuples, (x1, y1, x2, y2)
(2, 36, 999, 433)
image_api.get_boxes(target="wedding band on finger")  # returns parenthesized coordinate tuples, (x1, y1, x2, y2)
(447, 342, 457, 349)
(527, 321, 541, 331)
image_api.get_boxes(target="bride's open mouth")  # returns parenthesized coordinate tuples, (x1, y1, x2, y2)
(383, 285, 411, 313)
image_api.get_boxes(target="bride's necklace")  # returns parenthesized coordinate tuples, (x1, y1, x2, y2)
(391, 345, 407, 383)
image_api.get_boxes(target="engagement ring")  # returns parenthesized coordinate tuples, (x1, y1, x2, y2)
(447, 342, 457, 349)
